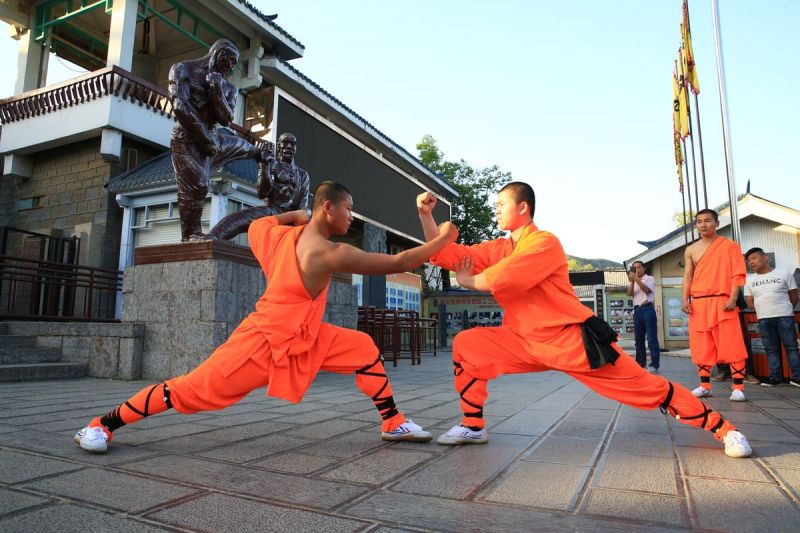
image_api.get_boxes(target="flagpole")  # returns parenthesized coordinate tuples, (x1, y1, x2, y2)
(681, 137, 695, 241)
(710, 0, 741, 243)
(680, 48, 701, 216)
(684, 1, 709, 208)
(680, 179, 689, 245)
(692, 93, 709, 208)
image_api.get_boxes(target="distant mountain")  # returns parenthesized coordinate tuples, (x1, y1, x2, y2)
(566, 254, 623, 271)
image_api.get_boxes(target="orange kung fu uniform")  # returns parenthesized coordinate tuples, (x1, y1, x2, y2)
(688, 236, 748, 389)
(165, 216, 406, 431)
(429, 223, 737, 439)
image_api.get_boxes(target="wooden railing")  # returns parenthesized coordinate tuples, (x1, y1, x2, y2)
(0, 255, 122, 322)
(0, 66, 269, 148)
(357, 306, 438, 366)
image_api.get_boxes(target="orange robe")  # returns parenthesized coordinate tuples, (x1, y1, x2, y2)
(168, 216, 378, 409)
(429, 223, 736, 439)
(688, 236, 748, 365)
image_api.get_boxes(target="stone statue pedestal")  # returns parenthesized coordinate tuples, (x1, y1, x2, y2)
(122, 240, 357, 380)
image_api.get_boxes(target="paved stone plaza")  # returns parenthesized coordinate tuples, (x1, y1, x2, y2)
(1, 352, 800, 532)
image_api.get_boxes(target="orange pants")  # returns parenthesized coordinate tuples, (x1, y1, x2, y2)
(451, 326, 735, 440)
(690, 317, 748, 391)
(96, 323, 406, 434)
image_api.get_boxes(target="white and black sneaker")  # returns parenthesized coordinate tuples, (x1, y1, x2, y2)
(73, 425, 110, 453)
(381, 419, 432, 442)
(722, 430, 752, 458)
(437, 424, 488, 445)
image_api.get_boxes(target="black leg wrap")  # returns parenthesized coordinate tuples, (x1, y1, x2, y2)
(163, 383, 173, 409)
(700, 376, 711, 383)
(677, 404, 713, 429)
(374, 397, 399, 420)
(659, 382, 675, 415)
(697, 365, 711, 373)
(453, 361, 464, 376)
(707, 417, 725, 433)
(730, 364, 745, 377)
(733, 378, 744, 385)
(356, 355, 383, 375)
(100, 407, 125, 432)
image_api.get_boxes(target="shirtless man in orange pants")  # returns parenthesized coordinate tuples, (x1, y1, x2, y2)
(74, 181, 458, 453)
(682, 208, 749, 402)
(417, 183, 752, 457)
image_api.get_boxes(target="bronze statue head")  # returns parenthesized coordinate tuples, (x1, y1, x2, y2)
(208, 39, 239, 75)
(277, 132, 297, 163)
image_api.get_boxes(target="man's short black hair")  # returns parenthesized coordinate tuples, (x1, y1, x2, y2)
(695, 208, 719, 222)
(312, 181, 350, 211)
(745, 247, 765, 259)
(499, 181, 535, 217)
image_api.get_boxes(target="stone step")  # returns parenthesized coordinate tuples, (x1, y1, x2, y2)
(0, 323, 7, 334)
(0, 335, 37, 349)
(0, 362, 88, 382)
(0, 347, 63, 364)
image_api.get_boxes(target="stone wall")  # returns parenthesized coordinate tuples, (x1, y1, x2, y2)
(122, 256, 357, 380)
(2, 321, 143, 380)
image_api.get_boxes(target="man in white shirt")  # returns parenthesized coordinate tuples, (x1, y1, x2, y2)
(627, 261, 660, 373)
(743, 247, 800, 387)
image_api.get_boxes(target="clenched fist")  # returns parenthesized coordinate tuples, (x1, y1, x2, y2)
(438, 221, 458, 243)
(416, 191, 437, 215)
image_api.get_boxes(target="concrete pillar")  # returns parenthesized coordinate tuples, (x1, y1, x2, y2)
(362, 222, 387, 308)
(106, 0, 138, 70)
(14, 27, 47, 93)
(100, 128, 123, 163)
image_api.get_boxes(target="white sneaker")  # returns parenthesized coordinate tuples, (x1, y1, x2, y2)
(692, 386, 712, 398)
(381, 419, 432, 442)
(437, 424, 488, 445)
(722, 430, 752, 458)
(729, 389, 746, 402)
(73, 426, 109, 453)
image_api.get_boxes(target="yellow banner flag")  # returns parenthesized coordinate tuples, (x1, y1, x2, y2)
(675, 57, 690, 138)
(682, 1, 700, 94)
(674, 133, 684, 192)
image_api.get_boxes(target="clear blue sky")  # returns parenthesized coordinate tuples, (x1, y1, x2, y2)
(2, 1, 797, 262)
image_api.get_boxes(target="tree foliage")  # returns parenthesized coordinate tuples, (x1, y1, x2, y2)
(672, 209, 694, 228)
(416, 135, 507, 245)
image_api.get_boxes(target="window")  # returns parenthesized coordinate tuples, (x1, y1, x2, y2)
(15, 197, 42, 211)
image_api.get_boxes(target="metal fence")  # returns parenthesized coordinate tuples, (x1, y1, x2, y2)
(358, 306, 437, 366)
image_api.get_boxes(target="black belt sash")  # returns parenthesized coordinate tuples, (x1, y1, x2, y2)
(580, 315, 620, 369)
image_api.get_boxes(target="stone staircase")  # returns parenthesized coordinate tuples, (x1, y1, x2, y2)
(0, 323, 88, 382)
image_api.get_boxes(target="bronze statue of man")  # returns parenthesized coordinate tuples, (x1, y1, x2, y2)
(208, 132, 310, 241)
(169, 39, 271, 241)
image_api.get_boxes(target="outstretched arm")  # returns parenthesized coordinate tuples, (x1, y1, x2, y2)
(323, 222, 459, 275)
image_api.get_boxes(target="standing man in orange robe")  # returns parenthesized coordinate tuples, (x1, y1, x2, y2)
(682, 208, 749, 401)
(74, 181, 458, 453)
(417, 183, 751, 457)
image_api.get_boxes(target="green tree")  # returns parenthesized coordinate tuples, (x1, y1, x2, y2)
(416, 135, 507, 245)
(672, 209, 693, 228)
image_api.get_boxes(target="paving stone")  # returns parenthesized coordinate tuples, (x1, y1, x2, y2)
(723, 410, 781, 425)
(196, 433, 313, 463)
(614, 413, 670, 435)
(607, 432, 675, 458)
(0, 428, 158, 465)
(687, 477, 800, 532)
(582, 488, 685, 527)
(407, 403, 464, 421)
(120, 455, 366, 510)
(0, 504, 168, 532)
(111, 422, 221, 446)
(672, 426, 721, 449)
(734, 422, 800, 444)
(549, 417, 612, 439)
(773, 467, 800, 501)
(0, 449, 83, 484)
(145, 492, 367, 532)
(270, 409, 349, 424)
(677, 446, 771, 482)
(23, 468, 199, 513)
(763, 408, 800, 421)
(480, 461, 589, 510)
(187, 420, 298, 442)
(0, 487, 49, 515)
(321, 448, 434, 485)
(284, 419, 372, 439)
(249, 452, 339, 474)
(592, 454, 678, 495)
(522, 436, 602, 466)
(490, 409, 565, 436)
(749, 440, 800, 469)
(344, 490, 684, 532)
(299, 430, 390, 458)
(391, 434, 533, 499)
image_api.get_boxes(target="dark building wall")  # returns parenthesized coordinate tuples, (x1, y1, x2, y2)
(276, 97, 451, 242)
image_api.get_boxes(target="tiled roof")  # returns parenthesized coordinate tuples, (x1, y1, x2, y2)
(106, 151, 259, 193)
(233, 1, 304, 50)
(275, 56, 454, 192)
